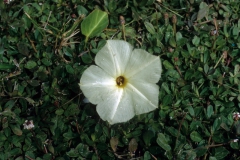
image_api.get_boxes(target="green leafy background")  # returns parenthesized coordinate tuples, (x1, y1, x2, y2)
(0, 0, 240, 159)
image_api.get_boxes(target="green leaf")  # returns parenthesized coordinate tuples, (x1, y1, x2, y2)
(192, 36, 200, 46)
(212, 118, 221, 133)
(64, 104, 80, 116)
(162, 95, 172, 106)
(0, 64, 15, 70)
(25, 61, 37, 69)
(214, 147, 229, 159)
(209, 157, 217, 160)
(197, 2, 209, 21)
(176, 32, 183, 42)
(190, 131, 202, 142)
(66, 148, 80, 157)
(163, 60, 174, 69)
(157, 133, 171, 151)
(17, 42, 29, 56)
(144, 151, 151, 160)
(144, 21, 155, 34)
(81, 53, 92, 64)
(81, 9, 108, 41)
(66, 65, 74, 74)
(230, 141, 239, 149)
(28, 80, 40, 86)
(207, 105, 214, 118)
(195, 146, 208, 157)
(55, 109, 64, 115)
(10, 125, 22, 136)
(63, 131, 77, 140)
(187, 106, 195, 117)
(0, 132, 7, 141)
(77, 5, 88, 16)
(143, 130, 154, 145)
(9, 148, 22, 156)
(41, 58, 52, 66)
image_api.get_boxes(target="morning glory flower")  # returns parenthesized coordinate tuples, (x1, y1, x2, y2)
(23, 120, 34, 130)
(79, 40, 162, 124)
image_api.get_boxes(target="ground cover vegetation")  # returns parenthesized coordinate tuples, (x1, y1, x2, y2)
(0, 0, 240, 159)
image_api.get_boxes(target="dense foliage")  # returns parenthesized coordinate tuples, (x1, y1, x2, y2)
(0, 0, 240, 159)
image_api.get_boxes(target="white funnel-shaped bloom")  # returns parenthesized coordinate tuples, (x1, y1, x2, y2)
(80, 40, 162, 124)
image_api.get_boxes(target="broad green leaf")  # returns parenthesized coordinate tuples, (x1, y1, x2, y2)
(212, 118, 221, 133)
(55, 109, 64, 115)
(0, 64, 15, 70)
(197, 2, 209, 21)
(162, 95, 172, 106)
(63, 131, 77, 140)
(77, 5, 88, 16)
(144, 151, 151, 160)
(43, 153, 52, 159)
(81, 9, 108, 41)
(161, 82, 171, 94)
(25, 61, 37, 69)
(64, 104, 80, 116)
(207, 105, 213, 118)
(232, 25, 239, 36)
(17, 42, 29, 56)
(209, 157, 217, 160)
(195, 146, 208, 157)
(214, 147, 229, 159)
(96, 142, 108, 151)
(230, 141, 239, 149)
(81, 53, 92, 64)
(166, 127, 179, 137)
(66, 148, 80, 157)
(192, 35, 200, 46)
(28, 80, 40, 86)
(187, 106, 195, 117)
(163, 60, 174, 69)
(143, 130, 154, 145)
(10, 125, 22, 136)
(176, 32, 183, 42)
(125, 27, 136, 39)
(157, 133, 171, 151)
(41, 58, 52, 66)
(169, 37, 176, 47)
(190, 131, 202, 142)
(144, 21, 155, 34)
(0, 132, 7, 141)
(66, 65, 74, 74)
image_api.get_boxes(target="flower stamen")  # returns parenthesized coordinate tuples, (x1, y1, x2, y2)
(116, 76, 126, 87)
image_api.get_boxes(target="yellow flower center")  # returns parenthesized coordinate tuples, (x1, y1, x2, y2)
(116, 76, 127, 88)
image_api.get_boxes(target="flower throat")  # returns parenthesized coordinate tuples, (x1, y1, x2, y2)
(116, 76, 127, 88)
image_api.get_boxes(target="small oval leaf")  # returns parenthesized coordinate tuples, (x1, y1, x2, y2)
(144, 21, 155, 34)
(190, 131, 202, 142)
(157, 133, 171, 151)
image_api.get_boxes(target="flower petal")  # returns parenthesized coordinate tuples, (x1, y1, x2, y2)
(79, 65, 116, 104)
(95, 40, 133, 77)
(96, 87, 135, 124)
(127, 82, 159, 115)
(125, 49, 162, 83)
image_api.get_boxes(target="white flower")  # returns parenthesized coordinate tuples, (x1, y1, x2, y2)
(79, 40, 162, 124)
(233, 139, 239, 142)
(23, 120, 34, 130)
(233, 112, 240, 120)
